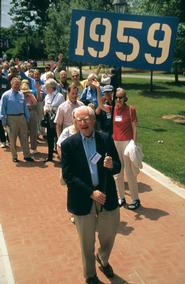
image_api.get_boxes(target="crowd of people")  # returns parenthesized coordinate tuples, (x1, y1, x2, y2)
(0, 56, 143, 284)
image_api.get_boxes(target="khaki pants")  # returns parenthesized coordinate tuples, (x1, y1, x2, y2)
(28, 109, 38, 150)
(114, 140, 139, 201)
(7, 115, 30, 159)
(74, 202, 120, 279)
(36, 102, 45, 136)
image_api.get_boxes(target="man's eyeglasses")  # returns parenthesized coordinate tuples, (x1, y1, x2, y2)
(76, 116, 90, 123)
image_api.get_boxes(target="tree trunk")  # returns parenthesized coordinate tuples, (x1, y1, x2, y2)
(79, 63, 83, 80)
(174, 70, 179, 83)
(150, 70, 153, 92)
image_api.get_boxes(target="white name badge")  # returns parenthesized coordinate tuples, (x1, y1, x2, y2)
(90, 152, 102, 164)
(106, 112, 111, 119)
(115, 115, 122, 122)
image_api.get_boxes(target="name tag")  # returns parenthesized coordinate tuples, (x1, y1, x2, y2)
(106, 112, 111, 119)
(90, 152, 102, 164)
(115, 115, 122, 122)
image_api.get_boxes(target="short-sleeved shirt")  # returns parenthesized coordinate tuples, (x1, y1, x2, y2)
(113, 105, 137, 141)
(54, 99, 84, 129)
(80, 86, 104, 107)
(44, 90, 64, 112)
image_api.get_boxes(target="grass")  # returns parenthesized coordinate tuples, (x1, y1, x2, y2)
(122, 77, 185, 186)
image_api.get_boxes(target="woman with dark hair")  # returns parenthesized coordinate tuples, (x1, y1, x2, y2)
(43, 78, 64, 162)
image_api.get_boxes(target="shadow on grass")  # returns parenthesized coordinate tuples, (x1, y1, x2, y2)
(138, 90, 185, 100)
(123, 80, 185, 99)
(166, 81, 185, 87)
(133, 206, 169, 221)
(138, 126, 167, 132)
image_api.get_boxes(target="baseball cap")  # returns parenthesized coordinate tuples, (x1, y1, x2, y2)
(103, 85, 113, 93)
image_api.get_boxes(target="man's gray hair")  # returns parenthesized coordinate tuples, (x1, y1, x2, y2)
(74, 106, 96, 119)
(45, 78, 58, 90)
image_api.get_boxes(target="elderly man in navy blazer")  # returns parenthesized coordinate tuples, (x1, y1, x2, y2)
(61, 106, 121, 284)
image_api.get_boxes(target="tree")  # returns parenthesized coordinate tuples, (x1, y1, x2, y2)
(44, 0, 71, 62)
(0, 27, 15, 59)
(8, 0, 57, 59)
(9, 0, 57, 30)
(132, 0, 185, 21)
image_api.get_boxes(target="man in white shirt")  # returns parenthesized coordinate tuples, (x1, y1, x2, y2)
(54, 84, 84, 138)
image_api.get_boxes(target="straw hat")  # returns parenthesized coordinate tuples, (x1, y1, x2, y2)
(21, 83, 32, 93)
(21, 79, 29, 84)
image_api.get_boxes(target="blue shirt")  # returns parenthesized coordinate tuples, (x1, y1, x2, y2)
(0, 89, 30, 125)
(81, 132, 99, 186)
(80, 86, 104, 107)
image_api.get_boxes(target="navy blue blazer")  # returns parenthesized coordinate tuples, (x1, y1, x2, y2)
(61, 131, 121, 215)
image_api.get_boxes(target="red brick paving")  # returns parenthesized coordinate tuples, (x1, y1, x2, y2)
(0, 142, 185, 284)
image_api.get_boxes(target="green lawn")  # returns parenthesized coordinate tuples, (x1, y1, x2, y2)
(122, 77, 185, 186)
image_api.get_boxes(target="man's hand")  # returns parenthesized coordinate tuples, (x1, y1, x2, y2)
(88, 103, 95, 110)
(104, 155, 113, 169)
(91, 78, 100, 89)
(91, 190, 106, 205)
(58, 53, 63, 61)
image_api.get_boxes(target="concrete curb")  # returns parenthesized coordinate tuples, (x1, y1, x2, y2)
(0, 225, 15, 284)
(142, 162, 185, 200)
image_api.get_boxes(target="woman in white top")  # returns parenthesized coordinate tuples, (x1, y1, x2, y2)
(44, 78, 64, 162)
(57, 109, 78, 224)
(57, 109, 78, 157)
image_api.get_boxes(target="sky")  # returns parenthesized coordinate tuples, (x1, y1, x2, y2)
(1, 0, 12, 28)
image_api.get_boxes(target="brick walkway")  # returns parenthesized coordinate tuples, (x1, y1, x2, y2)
(0, 141, 185, 284)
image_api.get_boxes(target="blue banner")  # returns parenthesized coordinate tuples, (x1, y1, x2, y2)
(69, 9, 179, 71)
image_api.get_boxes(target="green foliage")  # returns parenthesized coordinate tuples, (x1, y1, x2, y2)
(9, 0, 57, 29)
(8, 0, 57, 59)
(44, 1, 71, 61)
(70, 0, 113, 11)
(174, 23, 185, 64)
(133, 0, 185, 20)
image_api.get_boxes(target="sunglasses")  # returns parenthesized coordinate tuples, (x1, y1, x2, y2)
(72, 75, 79, 78)
(115, 96, 125, 100)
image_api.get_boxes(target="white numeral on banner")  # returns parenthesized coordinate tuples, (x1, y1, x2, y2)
(88, 18, 112, 58)
(116, 21, 142, 62)
(145, 23, 172, 64)
(75, 16, 86, 56)
(74, 16, 172, 65)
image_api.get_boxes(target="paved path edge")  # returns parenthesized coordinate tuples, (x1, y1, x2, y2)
(142, 162, 185, 200)
(0, 224, 15, 284)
